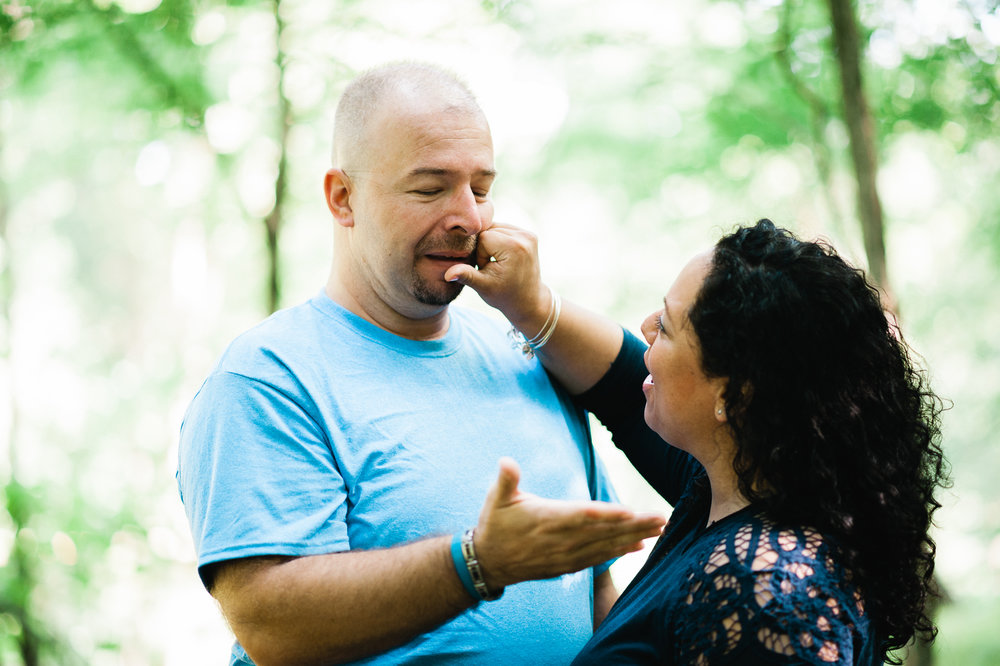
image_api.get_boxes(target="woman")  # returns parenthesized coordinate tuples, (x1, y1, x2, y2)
(454, 219, 948, 664)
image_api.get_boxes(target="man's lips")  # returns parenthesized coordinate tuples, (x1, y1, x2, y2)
(424, 252, 475, 265)
(642, 374, 654, 395)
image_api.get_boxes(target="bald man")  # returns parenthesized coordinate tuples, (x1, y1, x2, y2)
(177, 62, 664, 666)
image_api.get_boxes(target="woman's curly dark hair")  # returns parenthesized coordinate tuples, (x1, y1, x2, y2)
(688, 219, 948, 663)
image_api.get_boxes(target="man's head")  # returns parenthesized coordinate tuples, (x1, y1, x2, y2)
(324, 63, 496, 330)
(332, 62, 483, 172)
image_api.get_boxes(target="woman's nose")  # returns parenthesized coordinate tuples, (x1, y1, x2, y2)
(640, 312, 659, 344)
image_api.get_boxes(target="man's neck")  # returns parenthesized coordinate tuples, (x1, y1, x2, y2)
(324, 278, 451, 341)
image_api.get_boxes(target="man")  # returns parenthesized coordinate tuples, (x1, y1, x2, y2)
(177, 62, 664, 666)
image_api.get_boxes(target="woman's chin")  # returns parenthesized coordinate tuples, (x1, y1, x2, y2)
(642, 404, 661, 437)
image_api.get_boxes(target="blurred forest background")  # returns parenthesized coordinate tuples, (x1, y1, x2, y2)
(1, 0, 999, 664)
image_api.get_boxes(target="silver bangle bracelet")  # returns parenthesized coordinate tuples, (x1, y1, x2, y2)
(508, 288, 561, 359)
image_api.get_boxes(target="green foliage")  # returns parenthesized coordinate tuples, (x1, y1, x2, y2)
(705, 58, 813, 151)
(3, 0, 214, 123)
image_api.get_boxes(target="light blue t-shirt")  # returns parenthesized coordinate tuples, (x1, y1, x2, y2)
(177, 292, 619, 665)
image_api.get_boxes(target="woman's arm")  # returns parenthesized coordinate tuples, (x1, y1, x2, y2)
(446, 222, 623, 395)
(448, 222, 696, 505)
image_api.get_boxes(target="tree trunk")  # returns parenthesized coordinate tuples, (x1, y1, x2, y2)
(825, 0, 893, 308)
(265, 0, 291, 314)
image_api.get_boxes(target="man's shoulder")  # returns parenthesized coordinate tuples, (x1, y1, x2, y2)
(227, 299, 313, 345)
(212, 297, 337, 374)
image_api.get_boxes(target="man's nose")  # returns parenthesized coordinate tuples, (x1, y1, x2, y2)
(444, 187, 485, 235)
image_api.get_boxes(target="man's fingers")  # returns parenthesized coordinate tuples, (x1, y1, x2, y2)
(534, 500, 666, 531)
(488, 456, 521, 506)
(556, 514, 664, 547)
(540, 518, 663, 565)
(548, 535, 656, 571)
(493, 527, 661, 585)
(578, 510, 665, 533)
(572, 519, 664, 547)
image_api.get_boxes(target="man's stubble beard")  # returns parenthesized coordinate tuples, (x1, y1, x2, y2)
(409, 233, 478, 306)
(411, 271, 464, 306)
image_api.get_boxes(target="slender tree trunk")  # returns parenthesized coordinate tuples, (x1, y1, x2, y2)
(825, 0, 893, 307)
(265, 0, 292, 314)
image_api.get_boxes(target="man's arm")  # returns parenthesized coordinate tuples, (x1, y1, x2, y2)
(210, 457, 664, 666)
(593, 569, 618, 630)
(212, 539, 469, 665)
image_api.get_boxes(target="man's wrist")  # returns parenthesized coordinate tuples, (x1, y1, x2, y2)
(450, 532, 480, 601)
(450, 529, 504, 602)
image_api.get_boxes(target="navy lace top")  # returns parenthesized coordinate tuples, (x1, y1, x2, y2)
(571, 331, 879, 665)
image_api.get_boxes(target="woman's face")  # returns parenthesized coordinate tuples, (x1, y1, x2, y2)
(640, 251, 726, 452)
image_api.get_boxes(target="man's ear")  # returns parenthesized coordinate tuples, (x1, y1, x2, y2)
(324, 169, 355, 227)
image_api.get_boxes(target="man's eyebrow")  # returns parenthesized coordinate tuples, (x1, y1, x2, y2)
(404, 167, 497, 179)
(663, 298, 673, 324)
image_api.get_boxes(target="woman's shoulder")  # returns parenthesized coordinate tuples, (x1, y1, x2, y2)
(676, 513, 875, 665)
(716, 516, 867, 622)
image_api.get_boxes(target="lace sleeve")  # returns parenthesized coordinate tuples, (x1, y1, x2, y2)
(675, 521, 869, 665)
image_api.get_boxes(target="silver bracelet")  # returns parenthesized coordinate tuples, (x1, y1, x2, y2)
(461, 528, 504, 601)
(508, 289, 561, 359)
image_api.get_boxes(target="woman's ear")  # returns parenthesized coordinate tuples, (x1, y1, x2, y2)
(714, 399, 727, 422)
(324, 169, 355, 227)
(715, 380, 753, 422)
(712, 380, 728, 422)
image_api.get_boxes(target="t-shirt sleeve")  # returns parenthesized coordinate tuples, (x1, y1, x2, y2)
(176, 370, 350, 584)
